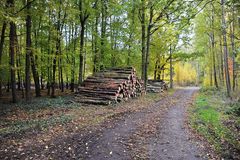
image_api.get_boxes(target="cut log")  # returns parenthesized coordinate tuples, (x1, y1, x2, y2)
(75, 95, 117, 101)
(75, 99, 112, 105)
(74, 67, 144, 105)
(78, 86, 121, 93)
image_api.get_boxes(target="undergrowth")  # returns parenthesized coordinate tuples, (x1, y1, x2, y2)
(0, 91, 167, 138)
(0, 114, 72, 136)
(189, 87, 240, 159)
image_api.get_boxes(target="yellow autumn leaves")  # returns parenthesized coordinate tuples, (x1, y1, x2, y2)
(174, 62, 197, 86)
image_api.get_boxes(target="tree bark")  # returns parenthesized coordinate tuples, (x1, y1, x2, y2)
(127, 0, 136, 66)
(47, 10, 51, 96)
(51, 8, 61, 98)
(31, 20, 41, 97)
(30, 45, 41, 96)
(93, 0, 99, 73)
(9, 0, 17, 103)
(211, 4, 218, 88)
(25, 0, 31, 100)
(7, 0, 17, 103)
(219, 37, 224, 86)
(169, 45, 173, 89)
(145, 4, 153, 88)
(100, 0, 107, 70)
(221, 0, 231, 97)
(79, 0, 89, 84)
(58, 31, 63, 93)
(140, 0, 146, 81)
(79, 21, 85, 84)
(70, 24, 77, 92)
(0, 22, 7, 96)
(230, 5, 236, 91)
(154, 59, 159, 80)
(93, 15, 99, 73)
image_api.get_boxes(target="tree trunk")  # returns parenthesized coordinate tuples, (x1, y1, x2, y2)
(140, 0, 146, 81)
(230, 5, 236, 91)
(51, 11, 61, 98)
(169, 45, 173, 89)
(59, 40, 64, 92)
(145, 5, 153, 88)
(127, 0, 136, 66)
(211, 4, 218, 88)
(221, 0, 231, 97)
(212, 41, 218, 88)
(219, 38, 224, 86)
(32, 25, 41, 96)
(79, 21, 85, 84)
(110, 16, 117, 67)
(93, 9, 99, 73)
(100, 0, 106, 70)
(29, 15, 41, 97)
(9, 22, 17, 102)
(0, 22, 7, 96)
(83, 24, 88, 80)
(8, 0, 17, 103)
(25, 0, 31, 100)
(51, 30, 60, 97)
(16, 51, 21, 91)
(51, 50, 57, 98)
(209, 48, 213, 86)
(154, 59, 158, 80)
(30, 48, 41, 96)
(70, 24, 76, 92)
(47, 10, 51, 96)
(79, 0, 88, 84)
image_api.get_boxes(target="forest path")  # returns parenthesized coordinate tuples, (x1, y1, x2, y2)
(84, 87, 204, 160)
(148, 87, 204, 160)
(0, 88, 205, 160)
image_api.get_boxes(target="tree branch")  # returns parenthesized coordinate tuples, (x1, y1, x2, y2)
(14, 0, 36, 15)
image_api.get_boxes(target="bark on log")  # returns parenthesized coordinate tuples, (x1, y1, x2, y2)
(74, 67, 144, 105)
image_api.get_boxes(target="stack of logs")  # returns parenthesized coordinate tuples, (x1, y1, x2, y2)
(147, 80, 168, 93)
(75, 67, 145, 105)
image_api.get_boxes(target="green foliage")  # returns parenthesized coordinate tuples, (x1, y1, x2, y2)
(226, 102, 240, 116)
(189, 89, 240, 158)
(199, 86, 220, 93)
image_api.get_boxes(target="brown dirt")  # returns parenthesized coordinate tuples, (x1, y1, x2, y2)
(0, 88, 208, 159)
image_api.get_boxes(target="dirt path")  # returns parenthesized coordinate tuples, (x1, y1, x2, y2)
(148, 88, 203, 160)
(1, 88, 205, 160)
(85, 87, 204, 160)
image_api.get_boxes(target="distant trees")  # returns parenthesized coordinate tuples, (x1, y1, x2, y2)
(221, 0, 231, 97)
(194, 0, 240, 97)
(2, 0, 238, 102)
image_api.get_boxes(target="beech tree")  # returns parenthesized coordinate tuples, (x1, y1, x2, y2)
(0, 0, 239, 102)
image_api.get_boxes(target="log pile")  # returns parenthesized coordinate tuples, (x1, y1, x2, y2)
(147, 80, 168, 93)
(75, 67, 145, 105)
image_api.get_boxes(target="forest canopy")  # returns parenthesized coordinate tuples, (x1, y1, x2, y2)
(0, 0, 239, 102)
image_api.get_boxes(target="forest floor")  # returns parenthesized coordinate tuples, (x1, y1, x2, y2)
(0, 87, 219, 159)
(189, 88, 240, 160)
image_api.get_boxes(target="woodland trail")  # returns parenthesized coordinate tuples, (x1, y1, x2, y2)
(0, 88, 206, 160)
(148, 88, 204, 160)
(83, 87, 205, 160)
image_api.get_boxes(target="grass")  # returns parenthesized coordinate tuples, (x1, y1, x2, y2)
(189, 88, 240, 159)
